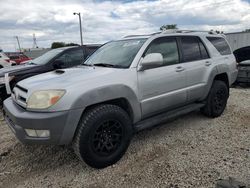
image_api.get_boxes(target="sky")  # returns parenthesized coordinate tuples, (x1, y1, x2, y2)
(0, 0, 250, 51)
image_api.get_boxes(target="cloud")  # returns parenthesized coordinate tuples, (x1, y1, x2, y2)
(0, 0, 250, 51)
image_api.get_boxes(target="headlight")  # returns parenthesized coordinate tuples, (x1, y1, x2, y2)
(27, 90, 66, 109)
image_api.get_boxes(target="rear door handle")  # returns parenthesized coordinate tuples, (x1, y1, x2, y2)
(175, 66, 185, 72)
(205, 61, 212, 66)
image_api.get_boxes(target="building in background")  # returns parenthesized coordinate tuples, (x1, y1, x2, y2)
(225, 32, 250, 62)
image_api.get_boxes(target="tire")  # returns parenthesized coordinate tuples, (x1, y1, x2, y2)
(201, 80, 229, 118)
(73, 104, 133, 169)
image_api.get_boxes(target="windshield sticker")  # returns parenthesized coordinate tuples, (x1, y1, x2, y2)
(123, 41, 141, 47)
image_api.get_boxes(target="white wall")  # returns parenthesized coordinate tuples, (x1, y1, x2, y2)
(225, 32, 250, 51)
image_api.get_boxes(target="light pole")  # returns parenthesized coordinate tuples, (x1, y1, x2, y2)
(73, 12, 83, 46)
(14, 36, 21, 52)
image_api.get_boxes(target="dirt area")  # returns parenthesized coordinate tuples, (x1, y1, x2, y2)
(0, 88, 249, 188)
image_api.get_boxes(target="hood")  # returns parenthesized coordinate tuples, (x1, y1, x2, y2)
(18, 66, 122, 90)
(234, 47, 250, 63)
(0, 64, 37, 76)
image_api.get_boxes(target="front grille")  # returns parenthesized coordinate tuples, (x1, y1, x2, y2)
(15, 84, 28, 93)
(12, 85, 28, 108)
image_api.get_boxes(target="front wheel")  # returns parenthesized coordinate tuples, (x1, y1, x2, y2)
(201, 80, 229, 118)
(73, 104, 133, 169)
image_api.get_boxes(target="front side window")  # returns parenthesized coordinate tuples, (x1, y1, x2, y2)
(207, 37, 231, 55)
(144, 37, 179, 66)
(84, 39, 146, 68)
(54, 49, 84, 68)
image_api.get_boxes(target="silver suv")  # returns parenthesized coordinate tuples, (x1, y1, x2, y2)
(3, 30, 238, 168)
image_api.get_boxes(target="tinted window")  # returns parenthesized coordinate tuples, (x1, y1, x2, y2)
(198, 40, 209, 59)
(145, 37, 179, 66)
(207, 37, 231, 55)
(55, 49, 84, 68)
(9, 56, 19, 60)
(181, 36, 202, 62)
(85, 46, 99, 59)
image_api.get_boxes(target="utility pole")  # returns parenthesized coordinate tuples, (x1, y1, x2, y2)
(73, 12, 83, 46)
(15, 36, 21, 52)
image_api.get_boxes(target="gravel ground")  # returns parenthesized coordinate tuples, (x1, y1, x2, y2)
(0, 88, 249, 188)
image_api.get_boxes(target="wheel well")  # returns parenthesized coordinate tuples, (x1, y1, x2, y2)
(84, 98, 134, 121)
(214, 73, 229, 88)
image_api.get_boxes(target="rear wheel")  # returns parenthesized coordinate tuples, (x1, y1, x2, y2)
(201, 80, 229, 118)
(73, 104, 133, 169)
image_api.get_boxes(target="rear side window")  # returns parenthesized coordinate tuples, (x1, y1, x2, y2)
(207, 37, 231, 55)
(180, 36, 209, 62)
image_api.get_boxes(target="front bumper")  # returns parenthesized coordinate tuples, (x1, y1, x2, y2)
(237, 68, 250, 83)
(3, 97, 83, 145)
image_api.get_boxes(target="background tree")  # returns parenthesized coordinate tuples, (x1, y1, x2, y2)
(244, 29, 250, 32)
(214, 30, 224, 34)
(51, 42, 79, 49)
(160, 24, 178, 31)
(65, 43, 79, 47)
(51, 42, 65, 49)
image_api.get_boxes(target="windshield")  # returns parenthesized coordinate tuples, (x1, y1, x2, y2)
(84, 39, 146, 68)
(27, 49, 63, 65)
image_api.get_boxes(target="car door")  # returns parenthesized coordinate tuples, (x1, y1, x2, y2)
(179, 36, 211, 102)
(137, 37, 187, 118)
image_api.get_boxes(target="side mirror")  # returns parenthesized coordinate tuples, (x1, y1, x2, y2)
(53, 60, 64, 69)
(139, 53, 163, 71)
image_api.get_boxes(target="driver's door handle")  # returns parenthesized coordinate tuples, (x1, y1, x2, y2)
(205, 61, 212, 66)
(175, 66, 185, 72)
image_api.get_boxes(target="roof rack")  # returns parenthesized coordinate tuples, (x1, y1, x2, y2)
(123, 32, 161, 38)
(123, 30, 220, 39)
(161, 29, 219, 35)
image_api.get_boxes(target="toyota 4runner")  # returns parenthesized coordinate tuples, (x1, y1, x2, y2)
(3, 30, 238, 168)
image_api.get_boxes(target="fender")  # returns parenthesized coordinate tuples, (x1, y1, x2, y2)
(200, 64, 230, 101)
(200, 66, 218, 100)
(71, 84, 142, 123)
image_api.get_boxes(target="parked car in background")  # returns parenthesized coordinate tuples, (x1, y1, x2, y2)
(9, 54, 32, 65)
(0, 45, 100, 103)
(236, 60, 250, 84)
(3, 30, 238, 169)
(0, 52, 14, 68)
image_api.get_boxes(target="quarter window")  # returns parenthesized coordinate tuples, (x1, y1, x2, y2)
(144, 37, 179, 66)
(199, 40, 209, 59)
(207, 37, 231, 55)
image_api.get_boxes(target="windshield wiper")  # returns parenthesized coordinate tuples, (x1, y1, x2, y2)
(81, 63, 94, 67)
(93, 63, 123, 68)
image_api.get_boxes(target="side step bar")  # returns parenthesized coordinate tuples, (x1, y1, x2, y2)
(134, 103, 205, 132)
